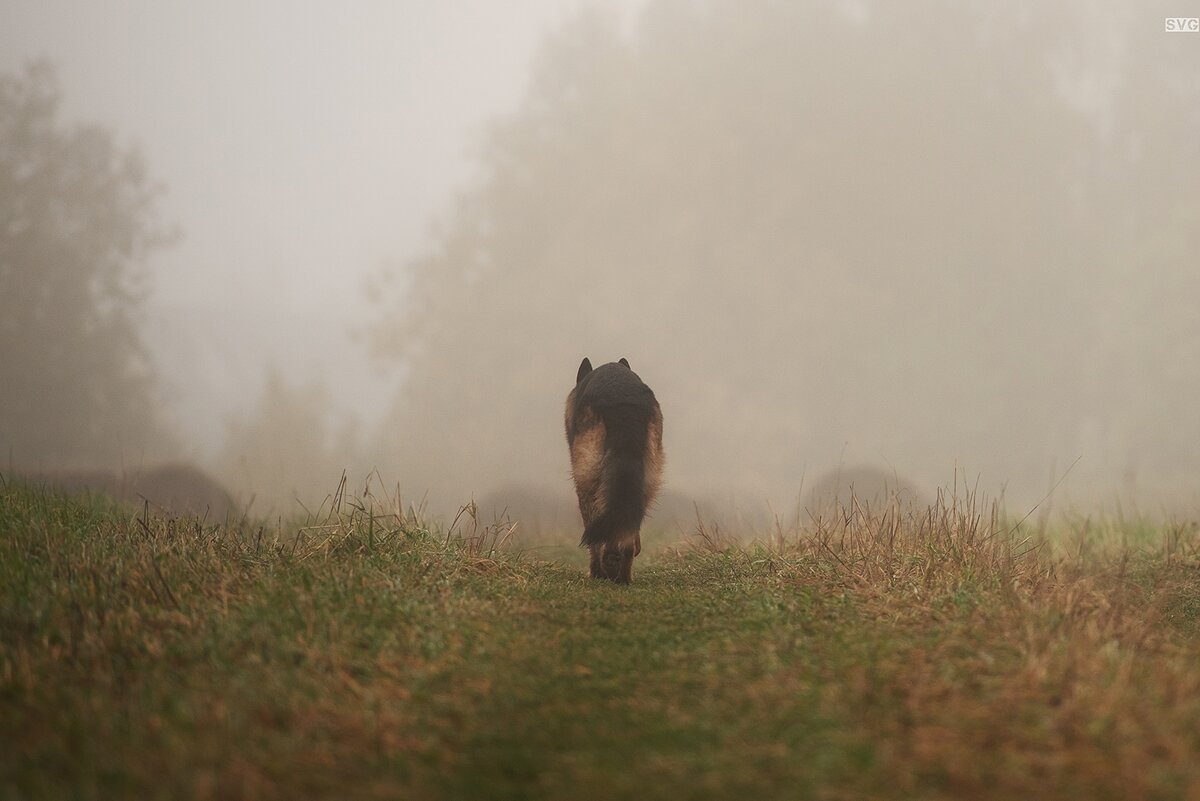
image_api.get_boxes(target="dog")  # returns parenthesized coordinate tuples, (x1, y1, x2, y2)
(564, 357, 664, 584)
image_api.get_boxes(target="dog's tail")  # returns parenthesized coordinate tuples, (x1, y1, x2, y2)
(580, 454, 647, 548)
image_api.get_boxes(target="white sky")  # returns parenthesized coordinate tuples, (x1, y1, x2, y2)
(0, 1, 642, 456)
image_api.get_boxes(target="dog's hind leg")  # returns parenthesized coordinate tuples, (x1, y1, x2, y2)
(589, 544, 606, 579)
(615, 541, 635, 585)
(606, 532, 638, 585)
(599, 544, 622, 582)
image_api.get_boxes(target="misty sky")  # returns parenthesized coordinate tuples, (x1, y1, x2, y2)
(0, 1, 642, 452)
(4, 2, 1199, 519)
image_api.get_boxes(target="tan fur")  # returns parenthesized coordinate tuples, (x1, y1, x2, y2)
(569, 406, 607, 523)
(644, 407, 665, 509)
(566, 358, 663, 584)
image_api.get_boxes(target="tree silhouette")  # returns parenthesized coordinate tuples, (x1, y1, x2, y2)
(371, 1, 1200, 509)
(0, 61, 175, 468)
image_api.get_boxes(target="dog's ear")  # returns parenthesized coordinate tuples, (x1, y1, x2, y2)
(619, 357, 630, 368)
(577, 357, 593, 383)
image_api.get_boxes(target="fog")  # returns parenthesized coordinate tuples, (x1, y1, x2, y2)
(2, 1, 1198, 524)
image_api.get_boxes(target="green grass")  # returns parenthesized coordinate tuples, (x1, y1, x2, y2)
(2, 477, 1200, 800)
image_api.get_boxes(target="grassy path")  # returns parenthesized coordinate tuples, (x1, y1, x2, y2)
(2, 481, 1200, 799)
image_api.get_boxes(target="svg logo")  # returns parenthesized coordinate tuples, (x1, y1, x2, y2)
(1164, 17, 1200, 31)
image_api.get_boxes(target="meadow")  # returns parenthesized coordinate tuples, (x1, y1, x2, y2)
(2, 474, 1199, 800)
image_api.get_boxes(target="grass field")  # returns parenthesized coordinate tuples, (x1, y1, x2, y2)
(2, 475, 1200, 800)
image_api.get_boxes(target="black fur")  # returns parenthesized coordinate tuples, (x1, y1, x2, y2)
(568, 361, 659, 550)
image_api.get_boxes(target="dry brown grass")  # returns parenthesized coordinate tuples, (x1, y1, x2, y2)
(4, 475, 1200, 799)
(676, 483, 1200, 799)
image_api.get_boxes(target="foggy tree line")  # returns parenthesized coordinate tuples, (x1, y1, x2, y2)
(369, 0, 1200, 511)
(0, 61, 355, 510)
(4, 1, 1199, 517)
(0, 61, 175, 469)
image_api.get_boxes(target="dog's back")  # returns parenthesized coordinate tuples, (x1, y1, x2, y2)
(565, 357, 663, 583)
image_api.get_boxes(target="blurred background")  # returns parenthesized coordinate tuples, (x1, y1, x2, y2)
(2, 1, 1198, 527)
